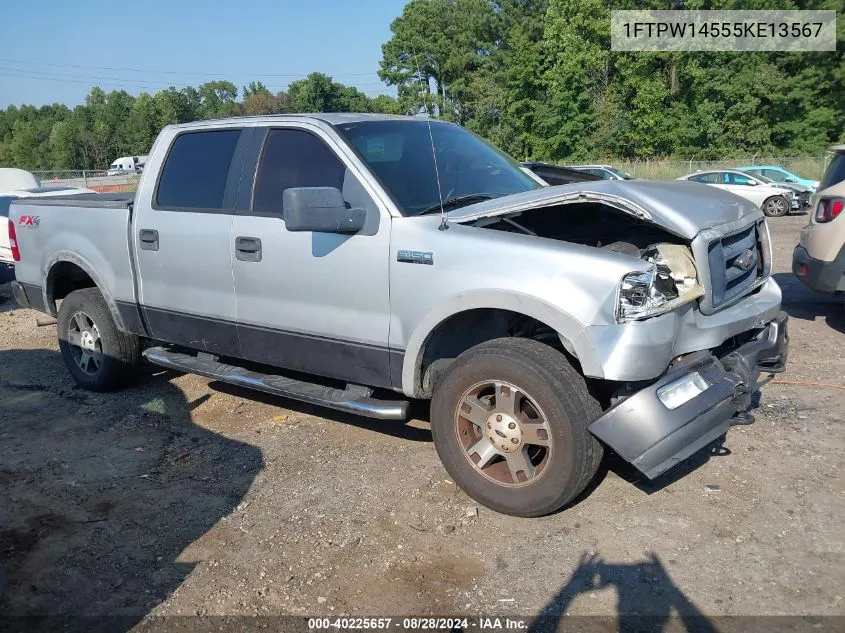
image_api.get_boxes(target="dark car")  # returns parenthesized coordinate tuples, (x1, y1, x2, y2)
(522, 162, 602, 185)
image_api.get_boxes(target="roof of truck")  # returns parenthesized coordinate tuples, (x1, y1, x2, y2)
(167, 113, 441, 131)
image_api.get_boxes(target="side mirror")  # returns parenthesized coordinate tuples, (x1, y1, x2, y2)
(746, 180, 758, 186)
(785, 177, 795, 183)
(283, 187, 366, 234)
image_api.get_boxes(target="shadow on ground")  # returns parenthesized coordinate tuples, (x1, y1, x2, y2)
(207, 380, 433, 442)
(527, 552, 717, 633)
(773, 271, 844, 334)
(0, 348, 263, 631)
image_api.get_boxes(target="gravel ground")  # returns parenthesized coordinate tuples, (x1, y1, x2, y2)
(0, 213, 842, 627)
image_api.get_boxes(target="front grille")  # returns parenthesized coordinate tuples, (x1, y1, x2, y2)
(707, 221, 766, 308)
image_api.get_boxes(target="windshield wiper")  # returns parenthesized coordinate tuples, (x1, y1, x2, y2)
(418, 193, 497, 216)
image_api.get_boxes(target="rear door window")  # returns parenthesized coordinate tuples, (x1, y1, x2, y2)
(820, 153, 845, 190)
(156, 129, 242, 209)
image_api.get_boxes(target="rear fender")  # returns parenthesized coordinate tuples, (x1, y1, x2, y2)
(44, 251, 126, 330)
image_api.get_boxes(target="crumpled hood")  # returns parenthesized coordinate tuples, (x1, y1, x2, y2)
(447, 180, 763, 240)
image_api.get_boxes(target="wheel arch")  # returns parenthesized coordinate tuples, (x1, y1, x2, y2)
(44, 252, 127, 331)
(400, 291, 603, 398)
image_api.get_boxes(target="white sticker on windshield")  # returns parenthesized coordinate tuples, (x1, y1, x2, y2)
(366, 137, 385, 156)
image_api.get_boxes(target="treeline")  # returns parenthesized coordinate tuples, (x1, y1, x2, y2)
(0, 76, 402, 171)
(378, 0, 844, 160)
(1, 0, 843, 171)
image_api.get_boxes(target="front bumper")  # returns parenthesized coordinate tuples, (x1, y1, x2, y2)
(793, 244, 845, 294)
(588, 311, 788, 479)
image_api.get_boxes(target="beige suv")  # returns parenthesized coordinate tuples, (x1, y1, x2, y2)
(793, 145, 845, 294)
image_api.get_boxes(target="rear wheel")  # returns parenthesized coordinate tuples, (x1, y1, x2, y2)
(762, 195, 789, 217)
(430, 338, 603, 517)
(57, 288, 141, 391)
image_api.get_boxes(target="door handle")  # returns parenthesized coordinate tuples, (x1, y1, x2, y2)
(139, 229, 159, 251)
(235, 236, 262, 262)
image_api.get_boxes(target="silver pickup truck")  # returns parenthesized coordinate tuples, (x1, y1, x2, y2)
(8, 114, 788, 516)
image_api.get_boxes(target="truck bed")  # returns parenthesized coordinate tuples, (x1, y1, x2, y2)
(9, 193, 138, 319)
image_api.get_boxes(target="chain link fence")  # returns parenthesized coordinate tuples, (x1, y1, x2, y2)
(580, 156, 829, 181)
(31, 170, 140, 193)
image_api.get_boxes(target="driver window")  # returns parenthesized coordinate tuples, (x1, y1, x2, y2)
(252, 128, 374, 216)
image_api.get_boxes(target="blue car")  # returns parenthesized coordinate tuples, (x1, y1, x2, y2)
(735, 165, 820, 190)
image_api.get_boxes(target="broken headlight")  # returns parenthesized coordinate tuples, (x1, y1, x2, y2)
(616, 266, 678, 323)
(616, 244, 705, 323)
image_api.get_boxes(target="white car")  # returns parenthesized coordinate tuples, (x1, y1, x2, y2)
(677, 169, 795, 217)
(567, 164, 635, 180)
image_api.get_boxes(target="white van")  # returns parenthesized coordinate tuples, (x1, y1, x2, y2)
(107, 155, 148, 176)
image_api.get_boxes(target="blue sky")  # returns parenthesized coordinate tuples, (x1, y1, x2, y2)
(0, 0, 407, 108)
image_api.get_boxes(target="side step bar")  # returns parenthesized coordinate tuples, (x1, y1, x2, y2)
(143, 346, 409, 420)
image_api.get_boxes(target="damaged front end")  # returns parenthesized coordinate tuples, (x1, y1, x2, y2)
(450, 182, 786, 480)
(588, 312, 788, 479)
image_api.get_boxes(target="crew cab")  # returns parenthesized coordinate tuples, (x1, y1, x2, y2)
(8, 114, 788, 517)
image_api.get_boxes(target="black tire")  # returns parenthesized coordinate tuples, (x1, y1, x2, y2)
(762, 195, 789, 217)
(57, 288, 141, 391)
(430, 337, 603, 517)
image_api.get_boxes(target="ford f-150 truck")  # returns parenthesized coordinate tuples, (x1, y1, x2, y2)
(8, 114, 788, 517)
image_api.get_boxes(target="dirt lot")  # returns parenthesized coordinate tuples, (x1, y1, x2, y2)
(0, 213, 843, 628)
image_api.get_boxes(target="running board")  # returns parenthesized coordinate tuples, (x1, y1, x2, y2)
(143, 347, 409, 420)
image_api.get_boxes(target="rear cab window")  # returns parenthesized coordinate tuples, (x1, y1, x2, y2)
(155, 129, 242, 209)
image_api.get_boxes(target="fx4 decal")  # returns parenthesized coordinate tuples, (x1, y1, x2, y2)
(18, 215, 41, 228)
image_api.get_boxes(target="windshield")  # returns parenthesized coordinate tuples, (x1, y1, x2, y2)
(335, 120, 540, 216)
(606, 167, 634, 180)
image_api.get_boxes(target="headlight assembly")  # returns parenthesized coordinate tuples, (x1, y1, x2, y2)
(616, 266, 678, 322)
(615, 244, 705, 323)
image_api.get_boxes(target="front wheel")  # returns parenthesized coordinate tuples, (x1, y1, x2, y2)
(762, 195, 789, 217)
(430, 338, 603, 517)
(57, 288, 141, 391)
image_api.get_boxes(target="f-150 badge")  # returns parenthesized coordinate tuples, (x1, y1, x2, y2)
(397, 250, 434, 265)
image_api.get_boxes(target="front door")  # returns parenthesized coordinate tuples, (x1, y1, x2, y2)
(134, 127, 245, 356)
(231, 125, 394, 388)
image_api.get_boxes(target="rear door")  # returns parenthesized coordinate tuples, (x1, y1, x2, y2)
(230, 123, 394, 388)
(134, 127, 248, 356)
